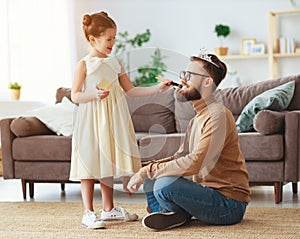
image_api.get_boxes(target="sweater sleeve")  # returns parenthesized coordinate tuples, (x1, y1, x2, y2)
(139, 110, 227, 180)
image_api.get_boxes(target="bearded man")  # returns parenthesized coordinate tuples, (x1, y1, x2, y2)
(126, 50, 250, 231)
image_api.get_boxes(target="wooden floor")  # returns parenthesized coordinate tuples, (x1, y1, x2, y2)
(0, 177, 299, 208)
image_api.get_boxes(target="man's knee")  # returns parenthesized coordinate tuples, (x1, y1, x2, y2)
(153, 176, 181, 194)
(143, 178, 155, 193)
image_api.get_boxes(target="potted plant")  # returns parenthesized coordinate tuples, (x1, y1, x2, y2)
(214, 24, 231, 56)
(133, 48, 167, 86)
(8, 82, 22, 100)
(114, 29, 151, 76)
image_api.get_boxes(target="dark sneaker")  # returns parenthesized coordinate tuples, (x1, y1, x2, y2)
(142, 212, 186, 231)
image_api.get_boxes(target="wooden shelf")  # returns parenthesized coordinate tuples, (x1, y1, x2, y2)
(220, 10, 300, 79)
(221, 54, 268, 60)
(268, 9, 300, 78)
(272, 52, 300, 58)
(270, 9, 300, 15)
(219, 9, 300, 79)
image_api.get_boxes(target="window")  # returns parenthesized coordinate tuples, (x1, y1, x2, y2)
(0, 0, 76, 104)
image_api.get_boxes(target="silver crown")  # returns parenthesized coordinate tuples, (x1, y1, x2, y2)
(196, 48, 219, 68)
(197, 48, 213, 63)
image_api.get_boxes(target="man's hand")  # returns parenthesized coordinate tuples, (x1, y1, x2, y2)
(127, 173, 145, 193)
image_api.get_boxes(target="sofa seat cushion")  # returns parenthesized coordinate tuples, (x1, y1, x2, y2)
(139, 133, 185, 162)
(238, 133, 283, 161)
(12, 136, 71, 161)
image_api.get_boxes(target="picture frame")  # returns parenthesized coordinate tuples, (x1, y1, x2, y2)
(250, 43, 265, 55)
(241, 38, 256, 55)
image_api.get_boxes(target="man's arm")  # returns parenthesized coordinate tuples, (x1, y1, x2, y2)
(139, 110, 227, 179)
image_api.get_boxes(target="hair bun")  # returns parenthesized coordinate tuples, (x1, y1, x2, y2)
(82, 14, 92, 26)
(99, 11, 108, 17)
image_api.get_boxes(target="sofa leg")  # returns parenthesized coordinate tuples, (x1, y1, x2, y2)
(274, 182, 283, 204)
(29, 182, 34, 198)
(61, 183, 65, 191)
(292, 182, 298, 194)
(21, 179, 27, 200)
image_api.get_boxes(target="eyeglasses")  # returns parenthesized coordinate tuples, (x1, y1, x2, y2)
(179, 70, 210, 81)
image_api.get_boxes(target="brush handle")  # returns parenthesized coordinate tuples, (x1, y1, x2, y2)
(156, 77, 180, 87)
(170, 81, 179, 86)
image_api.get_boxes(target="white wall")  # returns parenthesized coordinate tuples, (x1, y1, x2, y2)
(72, 0, 300, 86)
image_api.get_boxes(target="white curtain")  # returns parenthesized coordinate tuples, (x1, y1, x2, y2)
(0, 0, 76, 104)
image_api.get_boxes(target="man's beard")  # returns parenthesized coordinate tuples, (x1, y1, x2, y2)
(175, 86, 201, 102)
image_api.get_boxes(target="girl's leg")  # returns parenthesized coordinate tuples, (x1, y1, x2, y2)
(100, 176, 138, 221)
(81, 179, 95, 211)
(100, 176, 114, 212)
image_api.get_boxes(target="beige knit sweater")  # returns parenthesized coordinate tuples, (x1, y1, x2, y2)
(139, 95, 251, 203)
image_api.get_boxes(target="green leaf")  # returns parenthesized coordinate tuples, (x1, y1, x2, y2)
(214, 24, 230, 38)
(8, 82, 21, 89)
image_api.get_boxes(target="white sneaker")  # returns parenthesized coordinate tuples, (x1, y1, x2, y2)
(81, 210, 106, 229)
(101, 207, 138, 221)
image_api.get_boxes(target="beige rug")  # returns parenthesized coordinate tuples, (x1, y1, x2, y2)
(0, 202, 299, 239)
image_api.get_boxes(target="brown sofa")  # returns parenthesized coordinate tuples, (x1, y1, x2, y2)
(1, 74, 300, 203)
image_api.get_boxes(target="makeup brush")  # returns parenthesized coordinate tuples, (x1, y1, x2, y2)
(156, 77, 182, 88)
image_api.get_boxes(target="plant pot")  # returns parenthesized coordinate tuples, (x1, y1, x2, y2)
(214, 47, 228, 56)
(10, 89, 21, 100)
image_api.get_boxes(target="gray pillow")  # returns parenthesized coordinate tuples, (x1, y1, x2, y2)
(236, 81, 295, 133)
(125, 88, 176, 133)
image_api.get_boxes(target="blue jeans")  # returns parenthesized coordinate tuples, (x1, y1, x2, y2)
(143, 176, 248, 225)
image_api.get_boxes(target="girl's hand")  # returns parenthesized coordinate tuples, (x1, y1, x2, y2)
(158, 80, 173, 93)
(97, 88, 110, 100)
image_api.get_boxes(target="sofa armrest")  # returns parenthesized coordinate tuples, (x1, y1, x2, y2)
(253, 110, 286, 135)
(284, 110, 300, 182)
(0, 118, 16, 179)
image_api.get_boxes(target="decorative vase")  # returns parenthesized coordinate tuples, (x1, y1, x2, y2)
(10, 89, 21, 100)
(214, 47, 228, 56)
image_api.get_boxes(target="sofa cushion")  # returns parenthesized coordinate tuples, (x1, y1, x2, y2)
(253, 110, 286, 135)
(12, 135, 71, 161)
(235, 81, 295, 133)
(10, 116, 55, 137)
(238, 133, 284, 161)
(215, 74, 300, 116)
(31, 97, 76, 136)
(126, 88, 176, 134)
